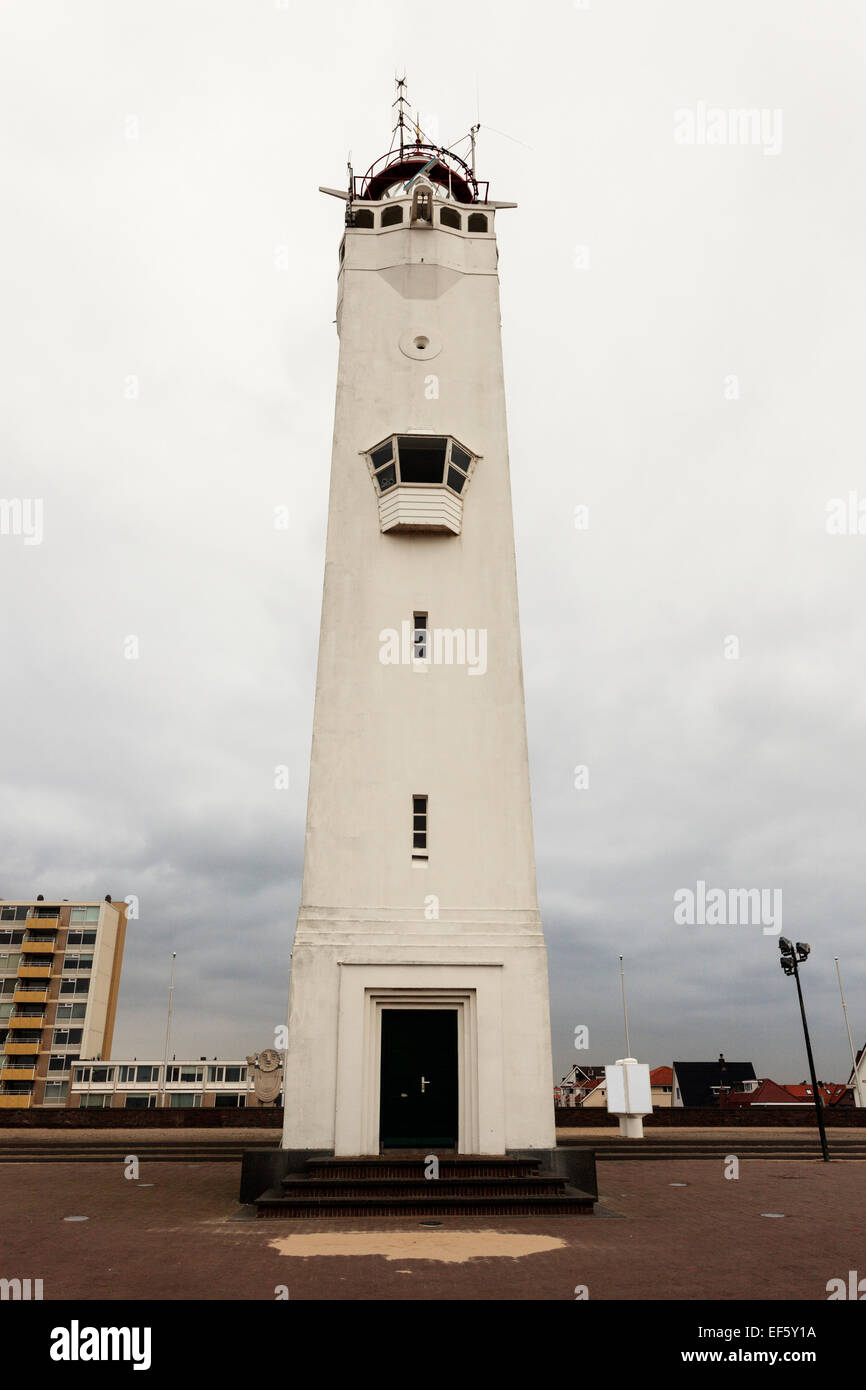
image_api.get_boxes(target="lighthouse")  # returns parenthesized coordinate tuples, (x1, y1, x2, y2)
(280, 94, 557, 1160)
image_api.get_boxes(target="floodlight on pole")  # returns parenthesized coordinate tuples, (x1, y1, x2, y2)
(777, 938, 829, 1161)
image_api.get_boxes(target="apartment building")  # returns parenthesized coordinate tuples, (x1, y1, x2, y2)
(68, 1058, 265, 1109)
(0, 896, 127, 1108)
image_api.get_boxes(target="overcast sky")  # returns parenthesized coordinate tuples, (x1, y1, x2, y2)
(1, 0, 864, 1084)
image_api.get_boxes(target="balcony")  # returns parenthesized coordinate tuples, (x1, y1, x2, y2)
(13, 989, 48, 1004)
(8, 1017, 44, 1030)
(17, 965, 51, 979)
(1, 1068, 35, 1082)
(5, 1043, 40, 1056)
(27, 916, 58, 931)
(20, 941, 54, 955)
(0, 1096, 31, 1109)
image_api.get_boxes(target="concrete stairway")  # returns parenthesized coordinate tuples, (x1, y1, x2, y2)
(255, 1154, 596, 1218)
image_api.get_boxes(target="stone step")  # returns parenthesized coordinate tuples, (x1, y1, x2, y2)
(280, 1176, 570, 1198)
(305, 1156, 544, 1180)
(255, 1187, 595, 1218)
(255, 1150, 596, 1217)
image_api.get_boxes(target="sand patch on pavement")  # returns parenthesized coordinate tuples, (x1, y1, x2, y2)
(268, 1230, 566, 1263)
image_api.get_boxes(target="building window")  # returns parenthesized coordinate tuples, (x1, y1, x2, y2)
(366, 436, 476, 495)
(439, 207, 461, 230)
(167, 1066, 203, 1084)
(169, 1093, 202, 1108)
(412, 795, 428, 859)
(79, 1094, 110, 1108)
(370, 439, 397, 492)
(0, 954, 22, 970)
(467, 212, 488, 232)
(52, 1029, 83, 1048)
(214, 1093, 246, 1108)
(66, 930, 96, 947)
(62, 955, 93, 973)
(207, 1064, 246, 1084)
(413, 613, 428, 661)
(381, 203, 403, 227)
(56, 1003, 87, 1022)
(0, 930, 25, 945)
(0, 906, 29, 922)
(353, 208, 374, 228)
(48, 1054, 77, 1073)
(125, 1094, 158, 1109)
(60, 979, 90, 996)
(70, 906, 100, 923)
(43, 1081, 68, 1104)
(410, 186, 433, 223)
(399, 436, 447, 483)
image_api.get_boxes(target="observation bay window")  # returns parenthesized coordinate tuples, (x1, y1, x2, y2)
(367, 435, 475, 495)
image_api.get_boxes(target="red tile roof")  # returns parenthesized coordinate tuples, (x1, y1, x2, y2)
(651, 1066, 673, 1086)
(784, 1083, 848, 1105)
(723, 1078, 805, 1107)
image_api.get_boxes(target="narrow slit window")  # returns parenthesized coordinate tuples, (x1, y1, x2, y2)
(413, 613, 428, 661)
(412, 795, 428, 858)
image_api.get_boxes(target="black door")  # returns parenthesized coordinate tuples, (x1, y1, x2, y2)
(379, 1009, 458, 1149)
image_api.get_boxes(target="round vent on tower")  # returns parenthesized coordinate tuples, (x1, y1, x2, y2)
(399, 330, 441, 360)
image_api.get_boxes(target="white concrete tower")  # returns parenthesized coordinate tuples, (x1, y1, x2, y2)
(281, 110, 556, 1157)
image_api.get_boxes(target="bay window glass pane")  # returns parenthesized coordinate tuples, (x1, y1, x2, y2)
(375, 464, 397, 491)
(397, 437, 447, 483)
(370, 441, 393, 469)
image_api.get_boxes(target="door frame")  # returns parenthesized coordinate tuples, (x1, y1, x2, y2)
(334, 963, 505, 1157)
(376, 999, 465, 1152)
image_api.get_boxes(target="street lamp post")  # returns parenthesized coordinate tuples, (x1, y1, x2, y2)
(159, 952, 177, 1111)
(778, 938, 829, 1162)
(717, 1053, 729, 1108)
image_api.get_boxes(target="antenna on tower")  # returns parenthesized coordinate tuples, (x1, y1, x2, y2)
(391, 73, 410, 157)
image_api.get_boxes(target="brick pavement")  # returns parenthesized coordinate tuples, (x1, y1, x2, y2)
(1, 1157, 860, 1300)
